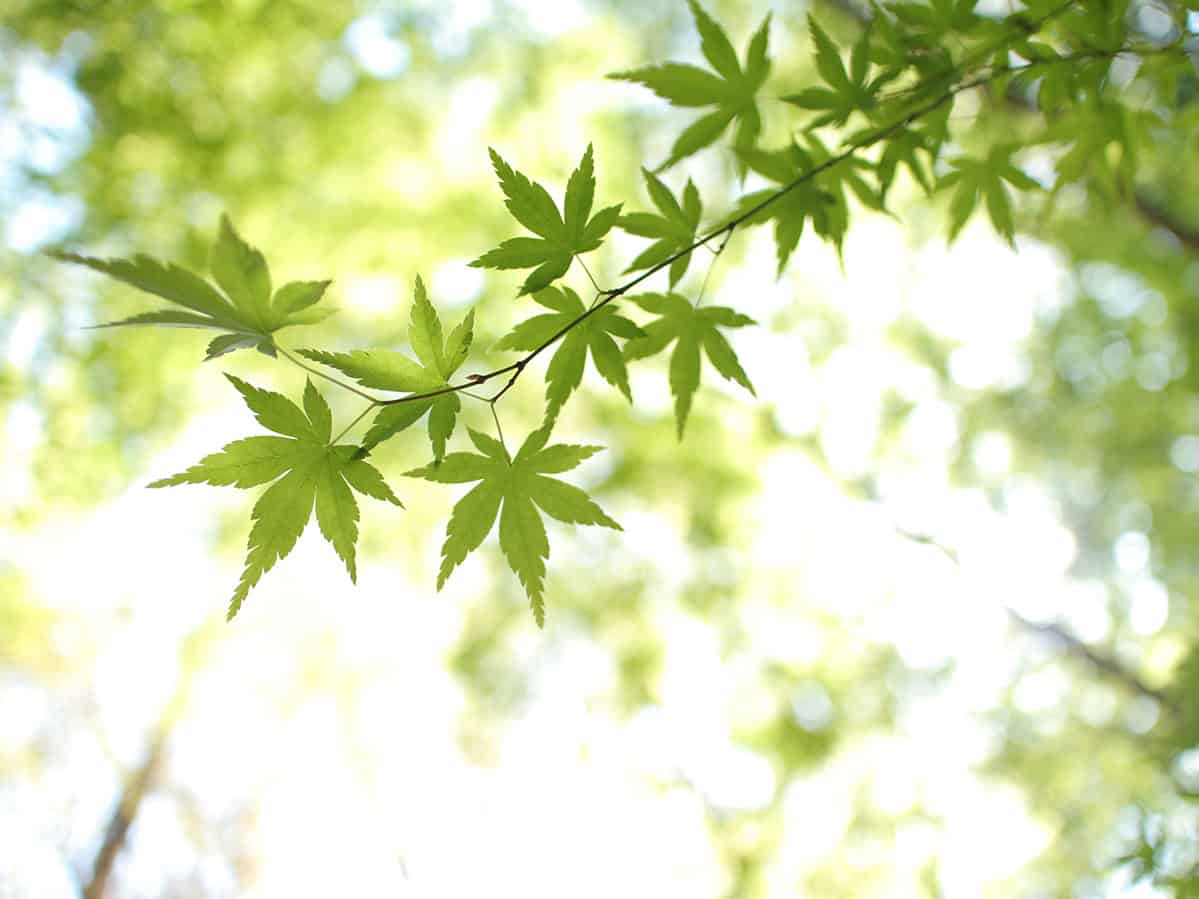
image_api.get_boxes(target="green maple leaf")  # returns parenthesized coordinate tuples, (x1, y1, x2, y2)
(470, 144, 622, 295)
(618, 168, 703, 287)
(54, 215, 333, 360)
(876, 127, 936, 200)
(891, 0, 981, 40)
(297, 276, 474, 460)
(1047, 100, 1143, 198)
(495, 286, 644, 422)
(937, 145, 1039, 244)
(622, 292, 755, 438)
(783, 19, 889, 128)
(150, 375, 402, 619)
(406, 426, 620, 626)
(735, 136, 883, 272)
(609, 1, 771, 170)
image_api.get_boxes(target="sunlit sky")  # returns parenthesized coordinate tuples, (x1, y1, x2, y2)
(0, 4, 1183, 898)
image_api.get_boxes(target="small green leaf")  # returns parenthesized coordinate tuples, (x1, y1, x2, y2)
(206, 333, 261, 360)
(610, 3, 772, 169)
(303, 379, 332, 444)
(495, 286, 643, 420)
(471, 146, 621, 295)
(608, 63, 732, 107)
(409, 275, 447, 377)
(52, 253, 237, 322)
(659, 107, 736, 173)
(624, 293, 756, 438)
(211, 215, 272, 327)
(736, 137, 864, 269)
(808, 17, 851, 94)
(298, 348, 443, 393)
(938, 147, 1037, 244)
(148, 436, 304, 489)
(406, 428, 620, 625)
(544, 330, 589, 420)
(358, 400, 432, 456)
(304, 277, 474, 458)
(274, 280, 330, 316)
(315, 454, 361, 582)
(784, 18, 880, 128)
(225, 375, 316, 441)
(689, 0, 741, 81)
(427, 394, 460, 461)
(619, 170, 703, 287)
(229, 464, 317, 620)
(443, 309, 475, 376)
(564, 144, 597, 239)
(55, 218, 334, 360)
(498, 493, 550, 625)
(155, 378, 402, 618)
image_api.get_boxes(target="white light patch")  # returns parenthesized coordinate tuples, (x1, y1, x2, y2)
(5, 191, 84, 253)
(817, 344, 885, 477)
(121, 795, 195, 894)
(1114, 531, 1150, 572)
(1170, 435, 1199, 472)
(437, 76, 501, 169)
(936, 782, 1051, 893)
(1129, 577, 1169, 636)
(5, 397, 43, 453)
(0, 816, 76, 899)
(512, 0, 587, 37)
(429, 258, 485, 308)
(901, 399, 959, 459)
(1060, 579, 1112, 645)
(971, 430, 1012, 477)
(0, 681, 48, 753)
(342, 274, 404, 315)
(734, 233, 815, 318)
(1173, 748, 1199, 792)
(316, 57, 356, 103)
(685, 742, 776, 811)
(838, 216, 907, 330)
(16, 58, 88, 133)
(429, 0, 492, 56)
(913, 234, 1067, 390)
(344, 15, 410, 78)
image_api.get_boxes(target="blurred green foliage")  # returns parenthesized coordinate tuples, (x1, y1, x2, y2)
(4, 0, 1199, 896)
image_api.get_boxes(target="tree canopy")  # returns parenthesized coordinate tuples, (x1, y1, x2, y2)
(3, 0, 1199, 896)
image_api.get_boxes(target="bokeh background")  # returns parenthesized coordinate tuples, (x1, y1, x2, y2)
(3, 1, 1199, 896)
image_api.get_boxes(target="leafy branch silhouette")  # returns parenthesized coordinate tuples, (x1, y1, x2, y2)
(53, 0, 1187, 622)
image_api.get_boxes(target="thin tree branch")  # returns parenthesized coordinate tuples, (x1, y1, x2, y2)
(1006, 608, 1177, 714)
(326, 4, 1181, 428)
(83, 733, 166, 899)
(1134, 192, 1199, 253)
(82, 661, 195, 899)
(901, 530, 1177, 715)
(819, 0, 1199, 255)
(376, 62, 1101, 412)
(330, 400, 376, 445)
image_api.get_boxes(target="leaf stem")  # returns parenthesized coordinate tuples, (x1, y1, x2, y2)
(332, 401, 377, 445)
(490, 402, 508, 454)
(278, 346, 380, 403)
(693, 226, 733, 309)
(578, 257, 604, 294)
